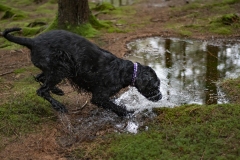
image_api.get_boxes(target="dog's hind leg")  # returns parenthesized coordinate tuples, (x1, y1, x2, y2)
(37, 75, 67, 113)
(35, 72, 64, 96)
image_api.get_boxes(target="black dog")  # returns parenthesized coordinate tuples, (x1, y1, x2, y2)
(2, 28, 162, 116)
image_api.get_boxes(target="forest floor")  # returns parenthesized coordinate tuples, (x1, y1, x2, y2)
(0, 0, 240, 159)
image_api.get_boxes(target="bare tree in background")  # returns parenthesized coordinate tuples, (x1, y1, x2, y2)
(58, 0, 91, 28)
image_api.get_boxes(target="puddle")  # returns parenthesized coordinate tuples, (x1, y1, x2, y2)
(91, 0, 134, 7)
(120, 37, 240, 109)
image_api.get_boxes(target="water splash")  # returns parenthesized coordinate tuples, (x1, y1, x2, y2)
(58, 113, 74, 134)
(115, 87, 162, 111)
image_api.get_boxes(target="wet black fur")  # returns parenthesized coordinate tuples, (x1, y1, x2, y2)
(2, 28, 162, 116)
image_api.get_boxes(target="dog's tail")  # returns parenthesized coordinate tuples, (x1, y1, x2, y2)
(2, 28, 33, 49)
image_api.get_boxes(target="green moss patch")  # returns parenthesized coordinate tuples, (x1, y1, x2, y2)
(70, 104, 240, 159)
(220, 13, 239, 25)
(0, 4, 10, 12)
(22, 26, 45, 36)
(89, 14, 110, 29)
(93, 2, 115, 13)
(0, 66, 55, 137)
(0, 86, 55, 136)
(166, 0, 240, 36)
(0, 5, 27, 20)
(219, 77, 240, 104)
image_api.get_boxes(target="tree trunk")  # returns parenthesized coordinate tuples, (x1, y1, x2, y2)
(58, 0, 90, 28)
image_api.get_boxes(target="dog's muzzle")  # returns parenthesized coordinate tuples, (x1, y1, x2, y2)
(147, 92, 162, 102)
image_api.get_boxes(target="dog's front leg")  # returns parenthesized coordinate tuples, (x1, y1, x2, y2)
(37, 81, 68, 113)
(91, 94, 132, 117)
(35, 72, 64, 96)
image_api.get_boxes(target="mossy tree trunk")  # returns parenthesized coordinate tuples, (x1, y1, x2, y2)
(58, 0, 90, 28)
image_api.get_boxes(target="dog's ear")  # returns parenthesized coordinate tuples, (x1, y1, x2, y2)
(135, 65, 159, 91)
(135, 66, 152, 91)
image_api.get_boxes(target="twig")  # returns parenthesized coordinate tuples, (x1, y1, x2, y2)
(0, 71, 14, 76)
(71, 100, 88, 114)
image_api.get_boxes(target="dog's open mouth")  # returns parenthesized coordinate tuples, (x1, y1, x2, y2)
(146, 92, 162, 102)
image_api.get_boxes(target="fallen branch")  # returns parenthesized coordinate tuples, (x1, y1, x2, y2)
(71, 100, 88, 114)
(0, 71, 14, 76)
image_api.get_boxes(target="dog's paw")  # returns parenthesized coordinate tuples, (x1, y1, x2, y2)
(115, 107, 135, 117)
(52, 101, 68, 113)
(51, 87, 64, 96)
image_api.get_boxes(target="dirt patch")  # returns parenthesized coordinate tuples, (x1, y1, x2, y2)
(0, 0, 240, 159)
(0, 124, 65, 160)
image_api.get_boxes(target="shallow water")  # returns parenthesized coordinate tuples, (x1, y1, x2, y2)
(116, 37, 240, 111)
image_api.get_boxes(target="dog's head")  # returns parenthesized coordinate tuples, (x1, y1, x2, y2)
(135, 64, 162, 102)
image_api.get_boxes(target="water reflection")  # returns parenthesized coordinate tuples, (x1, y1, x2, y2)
(90, 0, 134, 7)
(121, 37, 240, 108)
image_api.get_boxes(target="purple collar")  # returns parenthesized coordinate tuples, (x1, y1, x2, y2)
(131, 63, 138, 86)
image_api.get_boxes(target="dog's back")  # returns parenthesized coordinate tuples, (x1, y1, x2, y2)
(2, 28, 116, 60)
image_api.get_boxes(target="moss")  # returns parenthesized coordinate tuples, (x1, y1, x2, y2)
(0, 4, 10, 12)
(48, 0, 58, 4)
(107, 27, 126, 33)
(70, 23, 99, 38)
(0, 41, 11, 48)
(1, 10, 26, 20)
(46, 14, 112, 37)
(13, 66, 39, 75)
(93, 2, 115, 12)
(179, 29, 192, 36)
(111, 6, 136, 17)
(1, 10, 14, 19)
(49, 21, 99, 38)
(14, 68, 27, 74)
(27, 21, 47, 27)
(0, 86, 55, 136)
(211, 27, 232, 34)
(89, 14, 110, 29)
(221, 13, 239, 25)
(167, 0, 240, 36)
(0, 65, 55, 137)
(219, 77, 240, 104)
(222, 0, 240, 4)
(211, 13, 240, 27)
(208, 14, 239, 35)
(22, 26, 45, 36)
(71, 104, 240, 159)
